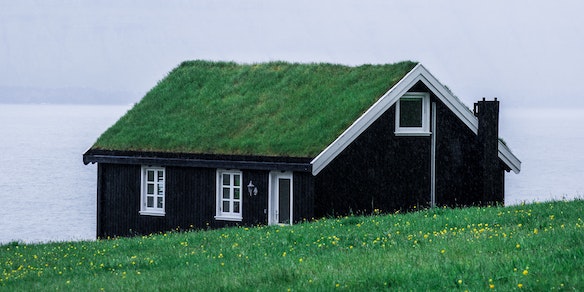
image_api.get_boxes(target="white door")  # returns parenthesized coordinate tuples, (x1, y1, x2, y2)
(268, 171, 293, 225)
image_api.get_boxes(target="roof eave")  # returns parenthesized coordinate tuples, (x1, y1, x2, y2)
(498, 140, 522, 174)
(83, 151, 313, 172)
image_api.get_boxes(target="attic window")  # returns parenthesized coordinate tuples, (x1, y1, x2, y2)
(395, 92, 431, 136)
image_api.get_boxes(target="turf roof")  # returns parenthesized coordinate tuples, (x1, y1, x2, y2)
(92, 60, 418, 157)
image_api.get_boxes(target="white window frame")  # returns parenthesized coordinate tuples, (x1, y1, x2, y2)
(215, 169, 243, 221)
(139, 166, 166, 216)
(394, 92, 431, 136)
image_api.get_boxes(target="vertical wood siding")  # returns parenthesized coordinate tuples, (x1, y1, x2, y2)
(315, 107, 432, 217)
(434, 99, 482, 206)
(165, 166, 216, 230)
(293, 172, 315, 222)
(314, 83, 506, 217)
(241, 169, 269, 226)
(97, 164, 315, 238)
(98, 163, 141, 238)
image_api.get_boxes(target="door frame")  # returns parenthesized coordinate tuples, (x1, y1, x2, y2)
(268, 171, 294, 225)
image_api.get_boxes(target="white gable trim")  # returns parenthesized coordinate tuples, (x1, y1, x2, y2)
(310, 63, 521, 175)
(415, 65, 478, 133)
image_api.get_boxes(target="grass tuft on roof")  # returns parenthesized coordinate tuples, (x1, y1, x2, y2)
(92, 60, 417, 157)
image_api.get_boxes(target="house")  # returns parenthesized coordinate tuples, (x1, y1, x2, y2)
(83, 60, 521, 238)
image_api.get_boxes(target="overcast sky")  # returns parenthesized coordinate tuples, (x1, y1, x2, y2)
(1, 1, 583, 108)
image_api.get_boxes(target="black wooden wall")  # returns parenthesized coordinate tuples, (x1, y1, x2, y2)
(314, 85, 506, 217)
(314, 106, 431, 217)
(241, 169, 270, 227)
(96, 164, 314, 238)
(293, 172, 315, 222)
(434, 99, 482, 206)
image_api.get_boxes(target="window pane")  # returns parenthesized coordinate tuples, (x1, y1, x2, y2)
(223, 174, 230, 186)
(157, 171, 164, 182)
(223, 188, 230, 199)
(147, 184, 154, 195)
(400, 98, 423, 127)
(147, 196, 154, 208)
(233, 202, 240, 213)
(157, 197, 163, 208)
(222, 201, 230, 212)
(147, 170, 154, 182)
(158, 184, 164, 195)
(234, 175, 240, 186)
(234, 188, 240, 199)
(278, 178, 291, 224)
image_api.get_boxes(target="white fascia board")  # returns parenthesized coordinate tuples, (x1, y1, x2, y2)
(498, 141, 521, 174)
(414, 65, 478, 134)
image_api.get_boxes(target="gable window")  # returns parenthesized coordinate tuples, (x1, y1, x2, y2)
(215, 170, 243, 221)
(395, 92, 431, 136)
(140, 166, 165, 216)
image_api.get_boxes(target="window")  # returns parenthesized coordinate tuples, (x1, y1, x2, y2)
(215, 170, 243, 221)
(395, 92, 431, 136)
(140, 166, 165, 216)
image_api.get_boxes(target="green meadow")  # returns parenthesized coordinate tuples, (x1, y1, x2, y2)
(2, 200, 583, 291)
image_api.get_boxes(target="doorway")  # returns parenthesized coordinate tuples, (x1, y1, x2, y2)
(268, 171, 293, 225)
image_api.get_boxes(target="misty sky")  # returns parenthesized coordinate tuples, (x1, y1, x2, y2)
(1, 1, 583, 108)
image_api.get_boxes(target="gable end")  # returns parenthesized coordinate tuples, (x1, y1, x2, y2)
(311, 64, 521, 175)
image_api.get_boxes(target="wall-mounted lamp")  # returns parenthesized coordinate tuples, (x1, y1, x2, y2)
(247, 180, 258, 196)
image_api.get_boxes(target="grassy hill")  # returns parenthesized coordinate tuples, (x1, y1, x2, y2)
(2, 200, 583, 290)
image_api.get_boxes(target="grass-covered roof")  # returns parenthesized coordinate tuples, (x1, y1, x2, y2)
(92, 60, 418, 157)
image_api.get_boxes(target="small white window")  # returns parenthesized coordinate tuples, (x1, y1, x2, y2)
(215, 170, 243, 221)
(140, 166, 165, 216)
(395, 92, 431, 136)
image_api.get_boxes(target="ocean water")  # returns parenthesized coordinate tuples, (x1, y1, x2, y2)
(0, 105, 582, 244)
(0, 104, 130, 244)
(501, 108, 584, 203)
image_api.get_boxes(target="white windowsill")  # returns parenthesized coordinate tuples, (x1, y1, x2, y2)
(394, 131, 431, 137)
(214, 215, 243, 222)
(139, 210, 166, 216)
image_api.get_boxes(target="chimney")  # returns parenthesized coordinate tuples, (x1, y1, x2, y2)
(473, 98, 501, 204)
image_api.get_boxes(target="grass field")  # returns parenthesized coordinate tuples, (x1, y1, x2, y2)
(2, 200, 583, 291)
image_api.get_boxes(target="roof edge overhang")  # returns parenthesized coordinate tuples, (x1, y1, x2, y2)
(498, 141, 521, 174)
(311, 63, 521, 175)
(83, 151, 312, 172)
